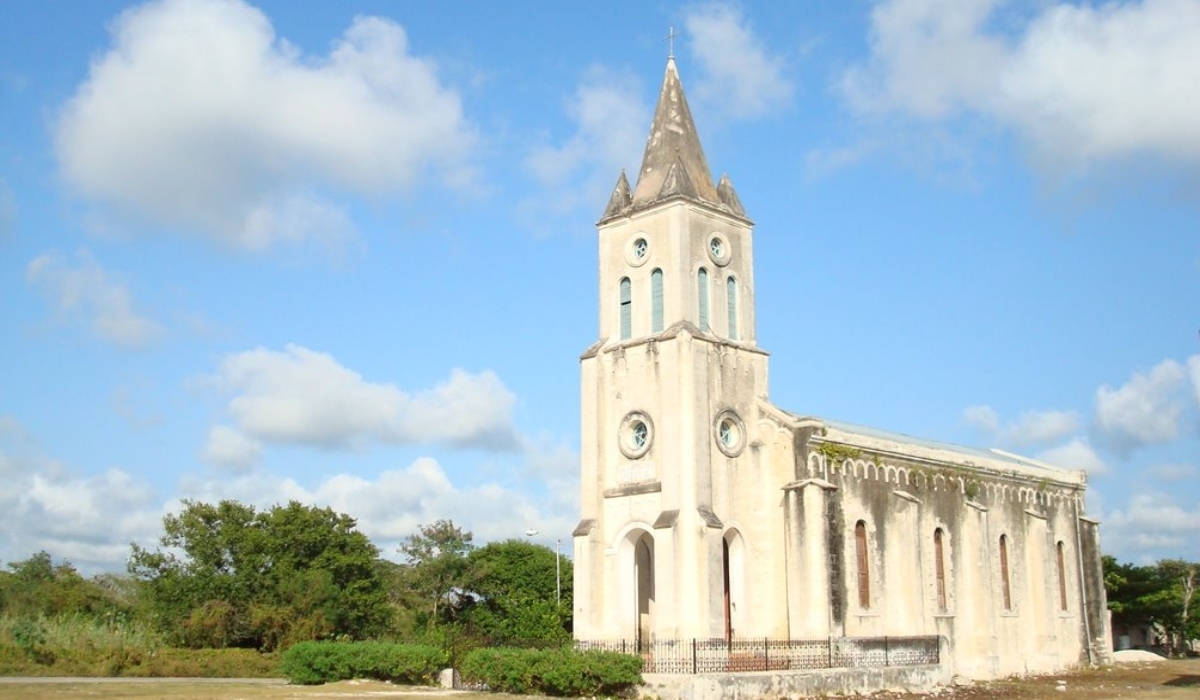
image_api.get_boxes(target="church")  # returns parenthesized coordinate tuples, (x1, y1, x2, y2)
(571, 58, 1111, 681)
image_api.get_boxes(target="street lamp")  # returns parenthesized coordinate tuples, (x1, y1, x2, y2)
(525, 528, 561, 605)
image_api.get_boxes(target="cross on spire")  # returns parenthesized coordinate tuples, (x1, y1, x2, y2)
(665, 26, 679, 59)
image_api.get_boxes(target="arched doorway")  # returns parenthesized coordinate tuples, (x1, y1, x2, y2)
(723, 529, 745, 641)
(633, 531, 655, 650)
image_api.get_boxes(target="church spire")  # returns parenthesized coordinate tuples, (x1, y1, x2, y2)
(630, 57, 720, 210)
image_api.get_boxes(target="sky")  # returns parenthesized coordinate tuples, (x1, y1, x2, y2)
(1, 0, 1198, 575)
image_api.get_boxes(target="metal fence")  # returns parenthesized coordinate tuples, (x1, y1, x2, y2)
(575, 635, 940, 674)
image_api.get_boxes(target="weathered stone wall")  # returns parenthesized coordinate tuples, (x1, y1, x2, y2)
(639, 664, 951, 700)
(798, 429, 1108, 679)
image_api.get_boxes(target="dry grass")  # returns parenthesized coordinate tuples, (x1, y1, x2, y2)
(0, 678, 496, 699)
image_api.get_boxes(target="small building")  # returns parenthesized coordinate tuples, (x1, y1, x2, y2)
(572, 58, 1111, 680)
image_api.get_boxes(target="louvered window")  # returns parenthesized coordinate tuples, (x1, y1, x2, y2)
(651, 269, 663, 333)
(698, 268, 709, 332)
(855, 521, 870, 609)
(726, 276, 738, 340)
(934, 528, 947, 611)
(620, 277, 632, 340)
(999, 535, 1012, 611)
(1056, 541, 1068, 611)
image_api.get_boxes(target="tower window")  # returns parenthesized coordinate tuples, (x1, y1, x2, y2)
(934, 528, 947, 612)
(698, 268, 709, 332)
(855, 521, 870, 609)
(999, 534, 1012, 611)
(620, 277, 632, 340)
(651, 269, 663, 333)
(633, 238, 648, 259)
(726, 276, 738, 340)
(713, 410, 746, 457)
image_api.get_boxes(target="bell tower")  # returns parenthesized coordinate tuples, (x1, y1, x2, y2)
(574, 58, 770, 642)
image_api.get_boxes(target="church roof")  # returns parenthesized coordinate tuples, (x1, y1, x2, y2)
(816, 417, 1087, 486)
(600, 57, 748, 223)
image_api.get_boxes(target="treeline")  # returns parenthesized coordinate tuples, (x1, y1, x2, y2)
(1104, 555, 1198, 655)
(1, 499, 570, 667)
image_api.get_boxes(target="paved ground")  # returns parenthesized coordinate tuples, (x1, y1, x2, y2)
(0, 659, 1196, 699)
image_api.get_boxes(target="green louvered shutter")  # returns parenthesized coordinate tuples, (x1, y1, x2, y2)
(726, 276, 738, 340)
(651, 269, 663, 333)
(620, 277, 632, 340)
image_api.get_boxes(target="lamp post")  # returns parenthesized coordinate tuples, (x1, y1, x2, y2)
(525, 528, 561, 605)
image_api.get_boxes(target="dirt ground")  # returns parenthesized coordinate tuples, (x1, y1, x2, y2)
(881, 659, 1200, 700)
(0, 659, 1196, 700)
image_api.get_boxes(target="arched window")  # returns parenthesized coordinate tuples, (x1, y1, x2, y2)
(651, 269, 663, 333)
(855, 521, 870, 609)
(934, 528, 947, 612)
(999, 534, 1012, 611)
(726, 276, 738, 340)
(698, 268, 709, 332)
(1056, 541, 1068, 611)
(619, 277, 631, 340)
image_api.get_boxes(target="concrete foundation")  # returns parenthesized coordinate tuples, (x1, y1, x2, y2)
(639, 664, 951, 700)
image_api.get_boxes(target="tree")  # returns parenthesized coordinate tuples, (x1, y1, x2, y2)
(129, 499, 390, 650)
(1155, 559, 1198, 653)
(397, 519, 474, 628)
(1105, 555, 1200, 654)
(0, 552, 119, 618)
(463, 539, 572, 644)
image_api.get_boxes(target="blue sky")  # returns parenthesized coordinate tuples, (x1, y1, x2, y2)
(1, 0, 1198, 574)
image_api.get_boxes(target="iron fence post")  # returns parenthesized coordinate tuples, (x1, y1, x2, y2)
(884, 636, 890, 666)
(692, 638, 698, 674)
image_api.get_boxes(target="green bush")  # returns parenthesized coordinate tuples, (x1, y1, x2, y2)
(280, 641, 448, 685)
(459, 647, 642, 696)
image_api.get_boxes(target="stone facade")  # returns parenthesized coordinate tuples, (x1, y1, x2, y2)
(573, 58, 1111, 680)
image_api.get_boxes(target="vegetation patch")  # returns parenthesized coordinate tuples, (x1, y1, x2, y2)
(279, 641, 447, 685)
(459, 646, 642, 697)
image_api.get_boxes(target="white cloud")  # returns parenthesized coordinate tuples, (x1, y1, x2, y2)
(1, 434, 574, 573)
(55, 0, 476, 250)
(963, 404, 1001, 433)
(1094, 358, 1186, 452)
(1003, 409, 1082, 447)
(26, 249, 163, 347)
(201, 425, 262, 470)
(203, 345, 520, 452)
(842, 0, 1200, 173)
(962, 404, 1080, 447)
(1035, 436, 1108, 474)
(522, 67, 647, 225)
(683, 3, 793, 119)
(177, 455, 575, 561)
(0, 442, 162, 573)
(1104, 492, 1200, 561)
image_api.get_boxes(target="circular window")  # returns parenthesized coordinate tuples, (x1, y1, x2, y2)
(713, 410, 746, 457)
(706, 233, 731, 266)
(619, 411, 654, 459)
(626, 235, 651, 267)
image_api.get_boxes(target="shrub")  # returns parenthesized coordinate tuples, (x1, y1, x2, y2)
(280, 641, 448, 685)
(459, 646, 642, 696)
